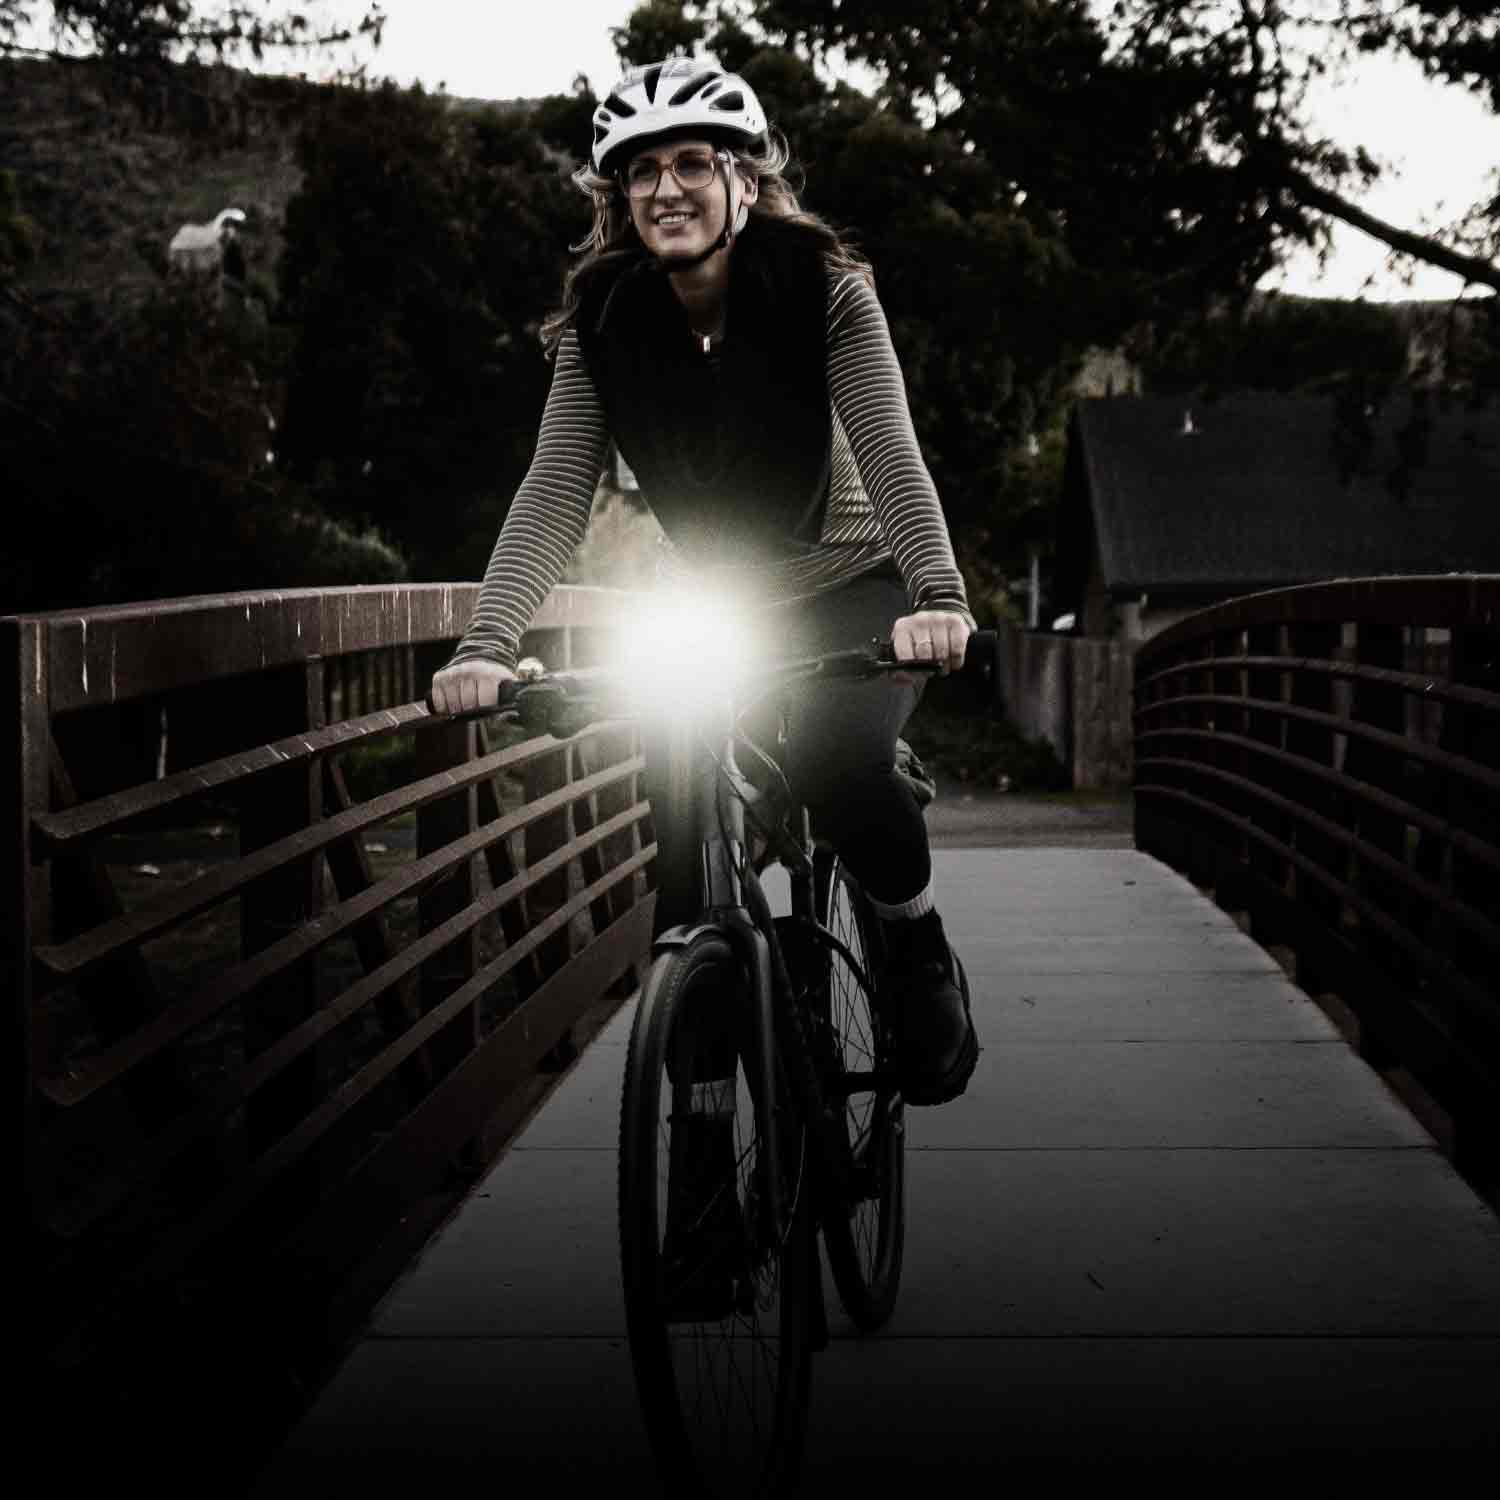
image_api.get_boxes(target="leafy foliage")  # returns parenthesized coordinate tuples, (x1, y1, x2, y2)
(274, 79, 590, 582)
(1143, 294, 1411, 398)
(735, 0, 1500, 294)
(0, 45, 415, 612)
(1, 266, 407, 609)
(31, 1, 385, 66)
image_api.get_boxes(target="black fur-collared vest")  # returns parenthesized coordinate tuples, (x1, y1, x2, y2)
(574, 219, 833, 567)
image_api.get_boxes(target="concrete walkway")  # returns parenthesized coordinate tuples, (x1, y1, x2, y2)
(250, 846, 1500, 1492)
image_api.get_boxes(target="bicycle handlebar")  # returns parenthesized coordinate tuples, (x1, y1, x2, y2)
(425, 629, 1000, 733)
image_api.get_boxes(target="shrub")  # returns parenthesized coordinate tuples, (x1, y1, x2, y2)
(902, 690, 1069, 792)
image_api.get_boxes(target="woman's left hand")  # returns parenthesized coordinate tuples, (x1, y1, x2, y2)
(891, 609, 971, 677)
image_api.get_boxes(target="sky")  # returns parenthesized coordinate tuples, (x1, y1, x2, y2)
(25, 0, 1500, 301)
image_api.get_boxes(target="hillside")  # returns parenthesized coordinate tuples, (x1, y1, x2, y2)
(0, 56, 551, 315)
(1, 57, 328, 308)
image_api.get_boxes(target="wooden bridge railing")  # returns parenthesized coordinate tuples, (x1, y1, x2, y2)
(1133, 575, 1500, 1198)
(4, 582, 654, 1413)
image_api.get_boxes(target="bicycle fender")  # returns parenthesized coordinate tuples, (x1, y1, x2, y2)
(651, 922, 724, 955)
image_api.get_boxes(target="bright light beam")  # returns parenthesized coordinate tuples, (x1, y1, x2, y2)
(606, 585, 762, 719)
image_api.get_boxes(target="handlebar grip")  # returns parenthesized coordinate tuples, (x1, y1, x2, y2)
(875, 628, 998, 685)
(961, 629, 998, 689)
(424, 677, 528, 722)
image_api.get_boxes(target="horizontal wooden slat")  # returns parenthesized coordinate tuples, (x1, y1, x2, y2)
(1135, 783, 1500, 1042)
(34, 701, 431, 851)
(1136, 653, 1500, 716)
(39, 765, 646, 1105)
(10, 583, 641, 714)
(1139, 575, 1500, 658)
(1136, 755, 1500, 958)
(1136, 726, 1500, 880)
(43, 865, 655, 1367)
(34, 739, 641, 985)
(44, 824, 655, 1237)
(1133, 692, 1500, 799)
(272, 898, 654, 1296)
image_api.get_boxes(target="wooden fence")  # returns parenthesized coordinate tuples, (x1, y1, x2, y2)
(994, 620, 1135, 789)
(4, 583, 655, 1435)
(1133, 575, 1500, 1197)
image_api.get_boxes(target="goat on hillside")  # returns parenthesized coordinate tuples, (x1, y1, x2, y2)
(168, 207, 246, 276)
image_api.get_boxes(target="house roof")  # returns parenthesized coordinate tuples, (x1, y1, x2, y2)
(1070, 392, 1500, 596)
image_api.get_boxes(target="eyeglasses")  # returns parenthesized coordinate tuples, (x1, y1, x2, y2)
(620, 146, 727, 199)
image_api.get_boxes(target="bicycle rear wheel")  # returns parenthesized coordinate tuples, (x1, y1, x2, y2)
(813, 854, 906, 1331)
(619, 930, 813, 1499)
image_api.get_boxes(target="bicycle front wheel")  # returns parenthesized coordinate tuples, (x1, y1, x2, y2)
(815, 855, 907, 1331)
(619, 930, 813, 1499)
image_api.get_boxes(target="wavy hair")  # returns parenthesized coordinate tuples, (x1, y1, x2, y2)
(538, 128, 872, 359)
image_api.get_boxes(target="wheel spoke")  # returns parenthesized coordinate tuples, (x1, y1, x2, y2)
(816, 859, 907, 1332)
(621, 934, 810, 1497)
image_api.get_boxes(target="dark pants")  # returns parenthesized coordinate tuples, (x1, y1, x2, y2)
(643, 571, 929, 934)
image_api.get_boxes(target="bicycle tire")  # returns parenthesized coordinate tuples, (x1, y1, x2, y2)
(618, 931, 814, 1499)
(811, 855, 906, 1331)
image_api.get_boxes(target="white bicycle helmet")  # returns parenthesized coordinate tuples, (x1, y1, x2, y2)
(591, 58, 768, 178)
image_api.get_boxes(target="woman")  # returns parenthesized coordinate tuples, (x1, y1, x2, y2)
(430, 58, 978, 1107)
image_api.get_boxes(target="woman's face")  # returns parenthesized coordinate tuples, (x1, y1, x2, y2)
(624, 138, 757, 263)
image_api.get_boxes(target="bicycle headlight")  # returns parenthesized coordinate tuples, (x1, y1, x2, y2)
(609, 585, 759, 715)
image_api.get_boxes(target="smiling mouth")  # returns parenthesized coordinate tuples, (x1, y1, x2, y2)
(653, 212, 696, 227)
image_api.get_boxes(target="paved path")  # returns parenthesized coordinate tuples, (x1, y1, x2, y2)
(251, 846, 1500, 1491)
(924, 782, 1135, 849)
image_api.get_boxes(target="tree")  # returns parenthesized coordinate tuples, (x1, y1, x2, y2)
(0, 265, 407, 611)
(731, 0, 1500, 297)
(1142, 293, 1410, 398)
(4, 2, 385, 68)
(275, 82, 590, 581)
(0, 38, 407, 612)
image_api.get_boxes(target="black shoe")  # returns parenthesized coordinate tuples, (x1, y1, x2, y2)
(661, 1109, 743, 1322)
(881, 912, 979, 1106)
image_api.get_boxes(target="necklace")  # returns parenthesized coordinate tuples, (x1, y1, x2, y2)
(688, 308, 726, 354)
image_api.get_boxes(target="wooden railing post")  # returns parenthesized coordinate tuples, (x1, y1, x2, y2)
(1283, 618, 1342, 1000)
(412, 640, 480, 1083)
(1244, 620, 1289, 948)
(1344, 620, 1409, 1070)
(517, 622, 589, 1062)
(1445, 623, 1500, 1190)
(238, 661, 326, 1185)
(4, 617, 47, 1356)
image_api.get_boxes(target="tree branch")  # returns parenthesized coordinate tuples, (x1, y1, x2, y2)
(1282, 165, 1500, 294)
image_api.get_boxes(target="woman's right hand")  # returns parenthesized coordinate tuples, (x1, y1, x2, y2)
(428, 659, 517, 715)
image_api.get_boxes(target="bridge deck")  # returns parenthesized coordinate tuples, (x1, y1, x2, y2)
(252, 846, 1500, 1488)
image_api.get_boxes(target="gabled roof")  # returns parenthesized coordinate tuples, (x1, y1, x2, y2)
(1071, 392, 1500, 596)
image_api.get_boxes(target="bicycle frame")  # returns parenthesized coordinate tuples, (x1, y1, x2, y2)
(645, 689, 819, 1258)
(431, 629, 995, 1252)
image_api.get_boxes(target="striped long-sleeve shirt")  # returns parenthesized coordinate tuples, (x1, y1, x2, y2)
(446, 271, 972, 669)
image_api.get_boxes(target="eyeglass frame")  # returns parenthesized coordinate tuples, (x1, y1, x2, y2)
(618, 145, 732, 200)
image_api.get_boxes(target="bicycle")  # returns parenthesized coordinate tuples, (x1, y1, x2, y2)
(432, 626, 995, 1497)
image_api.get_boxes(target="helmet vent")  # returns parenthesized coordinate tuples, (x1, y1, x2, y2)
(711, 90, 745, 112)
(668, 71, 718, 106)
(643, 63, 664, 102)
(603, 92, 635, 118)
